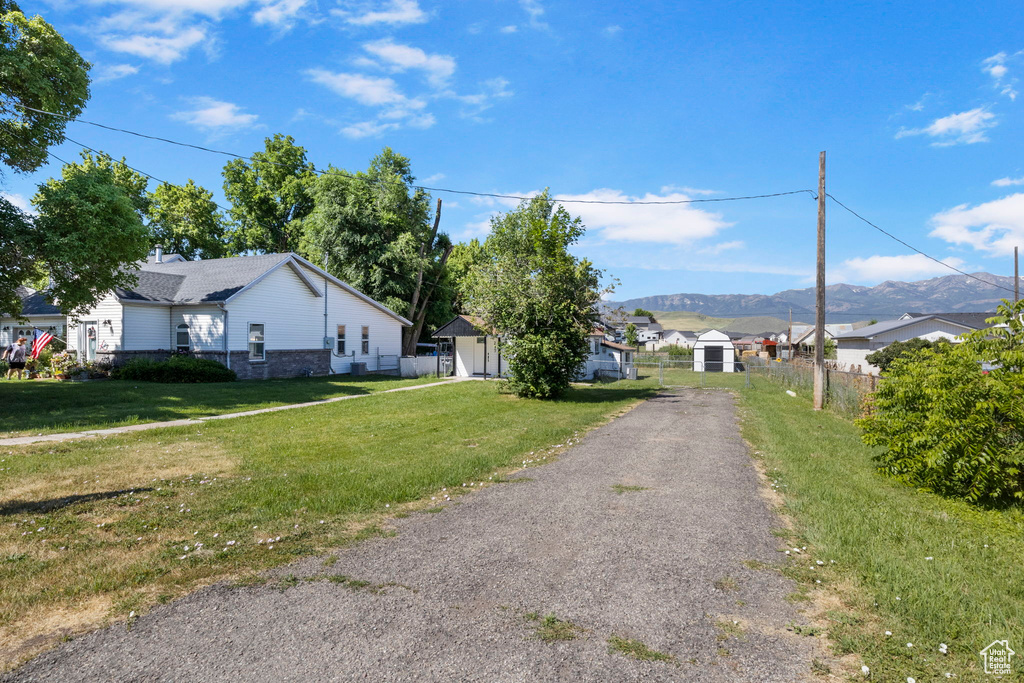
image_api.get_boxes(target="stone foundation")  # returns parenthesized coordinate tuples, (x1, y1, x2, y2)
(96, 348, 331, 380)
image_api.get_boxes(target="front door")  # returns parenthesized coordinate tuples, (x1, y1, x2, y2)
(473, 336, 486, 375)
(705, 345, 723, 372)
(82, 321, 98, 362)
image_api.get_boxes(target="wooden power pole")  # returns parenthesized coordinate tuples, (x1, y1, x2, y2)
(813, 152, 827, 411)
(1015, 246, 1019, 303)
(787, 308, 792, 361)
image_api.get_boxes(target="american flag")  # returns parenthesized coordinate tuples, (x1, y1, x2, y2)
(31, 328, 54, 359)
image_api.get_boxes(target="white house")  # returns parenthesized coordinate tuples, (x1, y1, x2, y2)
(693, 329, 736, 372)
(431, 317, 634, 380)
(834, 313, 992, 375)
(64, 251, 410, 379)
(1, 287, 66, 349)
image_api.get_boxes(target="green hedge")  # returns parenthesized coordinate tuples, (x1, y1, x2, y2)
(111, 355, 236, 383)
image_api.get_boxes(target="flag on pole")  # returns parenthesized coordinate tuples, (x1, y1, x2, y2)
(31, 328, 54, 359)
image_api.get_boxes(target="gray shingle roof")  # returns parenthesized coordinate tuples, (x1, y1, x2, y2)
(117, 253, 292, 304)
(834, 314, 987, 340)
(11, 287, 62, 316)
(904, 311, 996, 329)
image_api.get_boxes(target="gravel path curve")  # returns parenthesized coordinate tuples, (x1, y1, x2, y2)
(6, 388, 816, 682)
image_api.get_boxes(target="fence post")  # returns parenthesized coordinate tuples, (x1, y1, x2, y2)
(659, 361, 663, 386)
(745, 364, 750, 388)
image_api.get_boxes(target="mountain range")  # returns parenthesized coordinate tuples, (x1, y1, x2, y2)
(608, 272, 1018, 324)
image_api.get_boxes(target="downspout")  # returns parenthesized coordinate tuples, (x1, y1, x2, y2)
(323, 255, 332, 375)
(218, 304, 229, 370)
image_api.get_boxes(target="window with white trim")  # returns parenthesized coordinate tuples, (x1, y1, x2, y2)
(361, 326, 369, 354)
(336, 325, 346, 354)
(176, 323, 190, 353)
(248, 323, 265, 361)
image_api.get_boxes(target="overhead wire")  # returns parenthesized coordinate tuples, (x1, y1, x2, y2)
(17, 103, 815, 205)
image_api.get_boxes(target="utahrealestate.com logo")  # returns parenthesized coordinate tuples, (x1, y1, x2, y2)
(981, 640, 1015, 675)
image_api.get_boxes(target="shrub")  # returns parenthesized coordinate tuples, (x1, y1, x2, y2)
(858, 300, 1024, 503)
(666, 345, 693, 358)
(865, 337, 949, 373)
(112, 355, 236, 383)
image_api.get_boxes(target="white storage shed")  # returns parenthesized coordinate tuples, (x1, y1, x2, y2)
(693, 329, 736, 372)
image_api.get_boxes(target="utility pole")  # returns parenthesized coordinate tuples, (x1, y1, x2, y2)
(787, 308, 792, 362)
(1015, 246, 1019, 303)
(813, 152, 826, 411)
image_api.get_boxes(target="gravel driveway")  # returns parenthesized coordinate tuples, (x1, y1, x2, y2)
(6, 389, 817, 682)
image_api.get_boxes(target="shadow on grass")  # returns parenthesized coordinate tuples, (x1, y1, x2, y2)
(556, 385, 660, 405)
(0, 487, 156, 516)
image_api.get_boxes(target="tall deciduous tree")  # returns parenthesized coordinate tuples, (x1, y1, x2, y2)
(0, 0, 89, 174)
(466, 191, 605, 399)
(32, 163, 150, 318)
(445, 238, 485, 313)
(223, 134, 315, 254)
(300, 148, 454, 352)
(148, 180, 229, 260)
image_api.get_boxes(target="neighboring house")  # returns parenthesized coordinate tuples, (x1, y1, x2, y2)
(693, 329, 737, 372)
(431, 315, 508, 378)
(0, 287, 66, 348)
(431, 318, 634, 380)
(636, 322, 663, 344)
(65, 251, 410, 379)
(646, 329, 697, 351)
(791, 324, 855, 349)
(834, 313, 992, 375)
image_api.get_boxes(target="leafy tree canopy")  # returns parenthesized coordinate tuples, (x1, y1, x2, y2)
(223, 134, 315, 254)
(148, 180, 229, 260)
(632, 308, 654, 318)
(859, 301, 1024, 503)
(31, 162, 150, 319)
(0, 1, 89, 174)
(865, 337, 949, 373)
(624, 323, 639, 347)
(466, 191, 605, 399)
(446, 238, 485, 313)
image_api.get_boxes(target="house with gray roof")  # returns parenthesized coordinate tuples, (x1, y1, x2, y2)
(834, 313, 993, 375)
(0, 287, 66, 348)
(64, 250, 410, 379)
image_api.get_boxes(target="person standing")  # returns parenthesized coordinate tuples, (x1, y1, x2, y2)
(3, 337, 28, 380)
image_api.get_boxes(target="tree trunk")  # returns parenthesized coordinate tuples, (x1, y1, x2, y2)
(402, 243, 454, 356)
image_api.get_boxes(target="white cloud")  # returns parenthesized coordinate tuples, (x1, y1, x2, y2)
(99, 24, 209, 64)
(306, 69, 412, 106)
(421, 173, 445, 183)
(333, 0, 427, 26)
(896, 107, 997, 146)
(89, 0, 252, 17)
(698, 240, 744, 255)
(929, 193, 1024, 256)
(982, 51, 1018, 100)
(830, 254, 966, 284)
(554, 189, 732, 245)
(171, 97, 260, 130)
(252, 0, 310, 28)
(519, 0, 547, 28)
(361, 39, 455, 87)
(500, 25, 518, 34)
(93, 63, 140, 83)
(1, 192, 35, 215)
(993, 176, 1024, 187)
(604, 25, 622, 36)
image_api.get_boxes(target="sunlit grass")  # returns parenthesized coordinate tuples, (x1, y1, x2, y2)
(0, 379, 654, 669)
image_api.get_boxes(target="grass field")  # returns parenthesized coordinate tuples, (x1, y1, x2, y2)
(0, 375, 443, 438)
(737, 381, 1023, 681)
(0, 379, 656, 669)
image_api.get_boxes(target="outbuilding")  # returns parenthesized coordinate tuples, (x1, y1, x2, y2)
(431, 315, 507, 378)
(693, 329, 736, 372)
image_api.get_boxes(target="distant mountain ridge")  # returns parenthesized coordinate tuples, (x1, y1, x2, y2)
(608, 272, 1016, 323)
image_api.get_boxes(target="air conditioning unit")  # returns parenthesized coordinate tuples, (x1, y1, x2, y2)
(626, 367, 638, 380)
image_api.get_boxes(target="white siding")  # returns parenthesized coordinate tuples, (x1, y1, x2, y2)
(173, 306, 224, 352)
(123, 305, 172, 351)
(227, 262, 405, 374)
(871, 319, 972, 345)
(66, 294, 123, 358)
(0, 316, 64, 347)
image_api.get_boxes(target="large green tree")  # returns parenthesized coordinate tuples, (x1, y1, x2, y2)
(466, 191, 605, 399)
(223, 134, 315, 254)
(32, 163, 150, 318)
(300, 148, 453, 354)
(445, 238, 485, 313)
(0, 1, 89, 173)
(148, 179, 229, 260)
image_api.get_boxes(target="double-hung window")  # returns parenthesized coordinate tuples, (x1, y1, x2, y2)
(361, 326, 370, 354)
(176, 324, 190, 353)
(248, 323, 265, 361)
(336, 325, 346, 354)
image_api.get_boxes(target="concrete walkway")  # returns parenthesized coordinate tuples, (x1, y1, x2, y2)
(0, 377, 473, 447)
(5, 388, 818, 682)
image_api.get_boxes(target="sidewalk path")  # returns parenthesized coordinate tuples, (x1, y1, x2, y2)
(5, 389, 817, 682)
(0, 377, 473, 447)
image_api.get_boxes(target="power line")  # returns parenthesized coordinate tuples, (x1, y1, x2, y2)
(825, 193, 1017, 295)
(18, 103, 815, 206)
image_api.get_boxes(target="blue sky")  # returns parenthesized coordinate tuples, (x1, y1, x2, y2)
(5, 0, 1024, 301)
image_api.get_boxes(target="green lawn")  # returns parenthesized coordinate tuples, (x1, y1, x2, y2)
(0, 378, 656, 668)
(737, 380, 1024, 681)
(0, 374, 445, 437)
